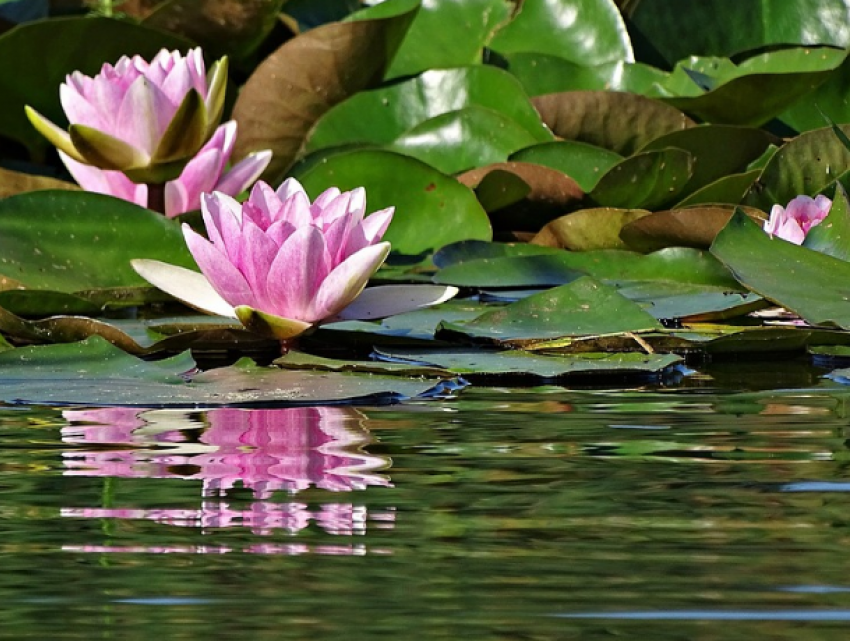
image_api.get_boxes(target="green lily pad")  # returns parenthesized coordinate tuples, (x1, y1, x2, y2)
(231, 0, 419, 180)
(0, 166, 78, 198)
(307, 65, 551, 152)
(509, 141, 623, 192)
(382, 0, 511, 78)
(532, 208, 651, 251)
(639, 125, 775, 196)
(504, 55, 669, 97)
(489, 0, 633, 66)
(0, 17, 191, 157)
(614, 281, 763, 321)
(674, 169, 761, 208)
(432, 240, 562, 269)
(373, 346, 682, 379)
(388, 106, 542, 175)
(803, 183, 850, 262)
(589, 148, 694, 210)
(439, 276, 661, 342)
(782, 52, 850, 132)
(294, 148, 492, 255)
(711, 208, 850, 329)
(625, 0, 850, 65)
(434, 246, 740, 289)
(0, 336, 447, 407)
(658, 48, 847, 127)
(532, 91, 695, 156)
(274, 349, 451, 377)
(742, 125, 850, 211)
(0, 190, 196, 292)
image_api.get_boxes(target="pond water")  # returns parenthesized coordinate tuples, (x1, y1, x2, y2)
(4, 359, 850, 639)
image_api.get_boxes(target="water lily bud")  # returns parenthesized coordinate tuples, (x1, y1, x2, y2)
(25, 47, 227, 184)
(764, 194, 832, 245)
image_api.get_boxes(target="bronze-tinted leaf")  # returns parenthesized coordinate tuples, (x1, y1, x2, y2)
(533, 208, 651, 251)
(457, 161, 584, 232)
(620, 204, 767, 252)
(231, 0, 419, 180)
(0, 167, 78, 199)
(532, 91, 695, 156)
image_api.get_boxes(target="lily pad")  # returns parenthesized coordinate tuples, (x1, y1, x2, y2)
(532, 91, 695, 156)
(742, 125, 850, 211)
(589, 148, 694, 210)
(0, 336, 449, 407)
(388, 106, 542, 175)
(434, 246, 740, 289)
(803, 183, 850, 262)
(658, 48, 847, 127)
(438, 276, 661, 342)
(532, 208, 651, 251)
(307, 65, 551, 152)
(674, 169, 761, 208)
(294, 149, 492, 255)
(0, 190, 196, 292)
(0, 166, 78, 198)
(373, 346, 682, 379)
(711, 208, 850, 329)
(614, 281, 764, 321)
(489, 0, 633, 66)
(231, 0, 419, 180)
(509, 141, 623, 192)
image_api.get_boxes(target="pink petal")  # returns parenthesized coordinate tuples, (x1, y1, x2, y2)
(309, 241, 390, 320)
(265, 226, 331, 321)
(201, 192, 243, 257)
(215, 150, 272, 199)
(342, 207, 394, 257)
(183, 224, 258, 308)
(236, 216, 281, 303)
(275, 177, 307, 203)
(165, 147, 224, 216)
(60, 84, 109, 131)
(114, 76, 161, 155)
(164, 180, 189, 218)
(59, 150, 147, 206)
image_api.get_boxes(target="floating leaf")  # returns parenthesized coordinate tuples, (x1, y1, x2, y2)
(274, 350, 451, 377)
(742, 125, 850, 211)
(432, 239, 561, 269)
(434, 246, 740, 289)
(231, 0, 419, 179)
(620, 205, 767, 252)
(373, 346, 682, 379)
(438, 276, 661, 342)
(803, 183, 850, 261)
(589, 148, 694, 210)
(0, 166, 78, 198)
(674, 169, 761, 208)
(489, 0, 633, 66)
(388, 107, 541, 175)
(307, 65, 550, 152)
(383, 0, 511, 78)
(614, 281, 764, 321)
(509, 141, 623, 192)
(0, 191, 196, 292)
(533, 208, 651, 251)
(0, 337, 446, 407)
(457, 162, 584, 231)
(294, 149, 492, 255)
(532, 91, 694, 156)
(711, 209, 850, 329)
(658, 48, 847, 127)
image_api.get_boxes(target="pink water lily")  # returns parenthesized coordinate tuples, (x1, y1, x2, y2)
(764, 194, 832, 245)
(25, 47, 227, 184)
(58, 121, 271, 217)
(132, 178, 458, 339)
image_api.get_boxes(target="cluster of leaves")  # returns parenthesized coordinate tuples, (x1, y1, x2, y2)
(3, 0, 850, 404)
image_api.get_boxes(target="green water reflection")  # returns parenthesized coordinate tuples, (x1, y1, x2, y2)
(4, 379, 850, 638)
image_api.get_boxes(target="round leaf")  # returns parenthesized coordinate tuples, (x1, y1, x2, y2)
(589, 148, 694, 210)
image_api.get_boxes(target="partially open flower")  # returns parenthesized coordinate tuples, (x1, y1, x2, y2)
(58, 121, 271, 217)
(764, 194, 832, 245)
(25, 47, 227, 184)
(132, 178, 457, 339)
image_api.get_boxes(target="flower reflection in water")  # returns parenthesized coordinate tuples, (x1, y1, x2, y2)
(61, 406, 394, 554)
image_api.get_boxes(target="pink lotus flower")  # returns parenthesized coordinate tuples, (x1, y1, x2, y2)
(132, 178, 458, 339)
(25, 47, 227, 184)
(764, 195, 832, 245)
(58, 121, 271, 217)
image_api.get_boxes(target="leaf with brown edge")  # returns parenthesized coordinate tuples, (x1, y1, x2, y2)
(0, 167, 78, 199)
(620, 204, 768, 253)
(141, 0, 287, 60)
(457, 161, 584, 233)
(532, 91, 695, 156)
(231, 0, 420, 181)
(532, 208, 651, 251)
